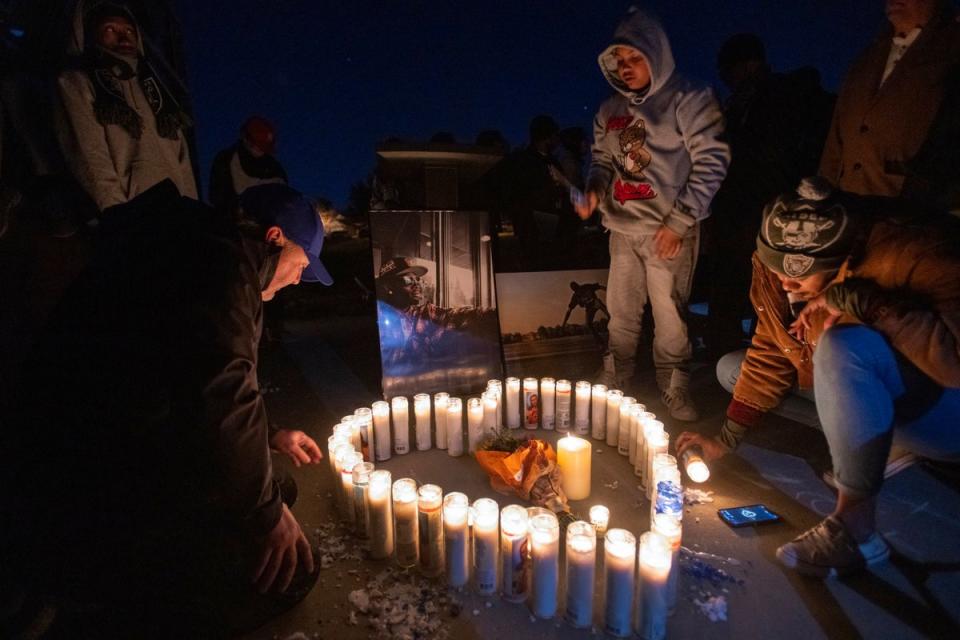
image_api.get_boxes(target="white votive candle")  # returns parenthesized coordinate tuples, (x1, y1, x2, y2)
(557, 433, 591, 501)
(486, 379, 503, 428)
(651, 466, 683, 524)
(603, 528, 637, 638)
(434, 392, 449, 450)
(446, 397, 464, 457)
(591, 384, 607, 440)
(651, 513, 682, 616)
(523, 377, 539, 430)
(352, 462, 374, 539)
(327, 434, 349, 478)
(589, 504, 610, 535)
(617, 397, 636, 456)
(628, 403, 644, 466)
(564, 521, 597, 629)
(473, 498, 499, 596)
(640, 419, 665, 492)
(540, 377, 556, 430)
(529, 512, 560, 619)
(414, 393, 431, 451)
(354, 407, 374, 461)
(341, 416, 362, 454)
(505, 377, 521, 429)
(645, 431, 670, 500)
(418, 484, 444, 578)
(482, 390, 498, 437)
(372, 401, 392, 462)
(392, 477, 419, 568)
(605, 389, 623, 447)
(635, 411, 655, 476)
(368, 470, 394, 559)
(636, 531, 671, 639)
(339, 451, 363, 526)
(333, 443, 357, 515)
(500, 504, 529, 603)
(556, 379, 572, 432)
(682, 446, 711, 483)
(574, 381, 591, 435)
(443, 492, 470, 588)
(467, 397, 484, 454)
(391, 396, 410, 455)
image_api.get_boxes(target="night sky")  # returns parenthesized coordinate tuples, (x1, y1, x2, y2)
(176, 1, 883, 209)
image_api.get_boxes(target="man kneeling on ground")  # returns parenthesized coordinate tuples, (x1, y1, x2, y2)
(677, 176, 960, 577)
(3, 181, 331, 634)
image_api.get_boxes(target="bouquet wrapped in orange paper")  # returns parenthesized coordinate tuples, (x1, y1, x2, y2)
(476, 437, 568, 513)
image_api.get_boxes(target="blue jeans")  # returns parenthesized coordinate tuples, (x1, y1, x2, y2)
(814, 325, 960, 498)
(716, 350, 821, 428)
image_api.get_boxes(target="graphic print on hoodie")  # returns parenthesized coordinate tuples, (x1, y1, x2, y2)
(586, 7, 729, 238)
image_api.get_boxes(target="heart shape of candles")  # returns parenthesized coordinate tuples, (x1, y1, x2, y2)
(325, 377, 688, 634)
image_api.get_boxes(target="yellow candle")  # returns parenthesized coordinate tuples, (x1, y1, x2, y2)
(557, 433, 591, 501)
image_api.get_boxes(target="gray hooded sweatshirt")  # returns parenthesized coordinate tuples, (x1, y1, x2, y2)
(587, 7, 729, 237)
(56, 0, 197, 211)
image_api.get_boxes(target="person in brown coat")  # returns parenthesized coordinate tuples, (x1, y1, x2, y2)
(678, 176, 960, 577)
(818, 0, 960, 206)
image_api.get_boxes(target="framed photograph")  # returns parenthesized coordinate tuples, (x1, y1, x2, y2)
(370, 210, 502, 398)
(496, 269, 610, 380)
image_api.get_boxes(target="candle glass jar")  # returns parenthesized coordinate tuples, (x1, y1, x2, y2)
(418, 484, 444, 578)
(443, 492, 470, 588)
(500, 504, 529, 603)
(564, 521, 597, 629)
(472, 498, 499, 595)
(603, 528, 637, 638)
(367, 470, 394, 559)
(392, 478, 419, 568)
(529, 513, 560, 619)
(352, 462, 374, 539)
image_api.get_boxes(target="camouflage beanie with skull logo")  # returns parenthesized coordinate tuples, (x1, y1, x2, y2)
(756, 176, 860, 278)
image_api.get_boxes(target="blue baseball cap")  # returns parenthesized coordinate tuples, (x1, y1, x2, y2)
(240, 184, 333, 285)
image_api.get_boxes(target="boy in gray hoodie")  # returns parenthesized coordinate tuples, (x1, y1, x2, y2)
(576, 6, 729, 420)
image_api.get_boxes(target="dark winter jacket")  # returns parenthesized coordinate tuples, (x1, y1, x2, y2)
(712, 67, 835, 234)
(818, 5, 960, 205)
(209, 142, 288, 218)
(8, 181, 281, 583)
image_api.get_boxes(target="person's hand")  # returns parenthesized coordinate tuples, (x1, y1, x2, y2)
(653, 225, 683, 259)
(574, 190, 599, 220)
(789, 293, 842, 342)
(270, 429, 323, 467)
(253, 504, 314, 594)
(675, 431, 730, 462)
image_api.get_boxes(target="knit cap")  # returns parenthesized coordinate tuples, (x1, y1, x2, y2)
(756, 177, 857, 277)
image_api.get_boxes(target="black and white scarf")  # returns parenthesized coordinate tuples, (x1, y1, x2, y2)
(87, 49, 191, 140)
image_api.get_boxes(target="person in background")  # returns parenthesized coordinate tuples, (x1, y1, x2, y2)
(705, 33, 834, 359)
(818, 0, 960, 209)
(678, 176, 960, 577)
(484, 115, 565, 269)
(209, 115, 288, 220)
(576, 6, 729, 420)
(56, 1, 196, 212)
(3, 181, 330, 635)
